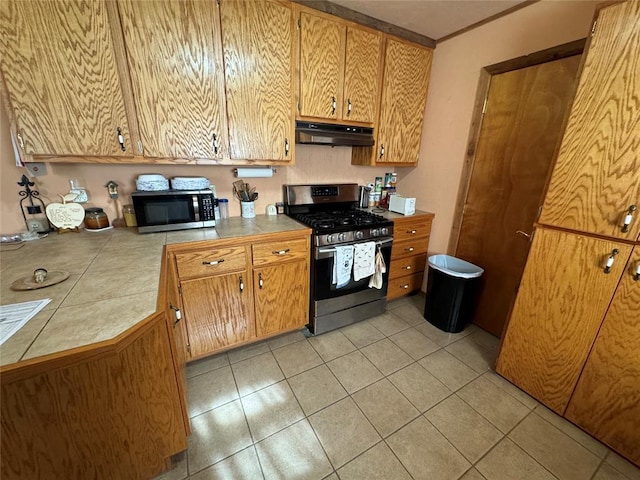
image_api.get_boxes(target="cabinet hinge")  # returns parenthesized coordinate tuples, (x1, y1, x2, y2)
(481, 96, 488, 114)
(591, 19, 597, 37)
(297, 17, 301, 29)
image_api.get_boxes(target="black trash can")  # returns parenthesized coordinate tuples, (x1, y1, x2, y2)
(424, 255, 484, 333)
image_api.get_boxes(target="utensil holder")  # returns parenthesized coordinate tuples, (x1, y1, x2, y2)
(241, 201, 255, 218)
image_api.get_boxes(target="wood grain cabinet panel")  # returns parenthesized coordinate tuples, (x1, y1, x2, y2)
(496, 228, 632, 414)
(175, 245, 247, 279)
(254, 261, 309, 336)
(299, 11, 345, 120)
(565, 247, 640, 464)
(538, 1, 640, 240)
(252, 238, 309, 266)
(342, 26, 381, 123)
(391, 238, 429, 261)
(117, 0, 228, 159)
(388, 253, 427, 280)
(220, 0, 294, 162)
(180, 272, 253, 358)
(0, 0, 133, 156)
(387, 272, 424, 301)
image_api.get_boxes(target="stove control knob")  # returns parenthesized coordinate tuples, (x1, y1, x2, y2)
(338, 232, 347, 242)
(354, 231, 364, 240)
(326, 234, 335, 244)
(380, 227, 389, 236)
(371, 228, 380, 237)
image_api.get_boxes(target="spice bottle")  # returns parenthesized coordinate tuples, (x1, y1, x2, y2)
(123, 204, 137, 227)
(219, 198, 229, 219)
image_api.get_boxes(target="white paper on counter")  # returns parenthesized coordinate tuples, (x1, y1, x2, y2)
(0, 299, 51, 346)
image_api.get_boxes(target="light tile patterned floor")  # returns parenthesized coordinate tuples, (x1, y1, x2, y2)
(156, 295, 640, 480)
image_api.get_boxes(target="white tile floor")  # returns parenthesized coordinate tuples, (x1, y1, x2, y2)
(156, 295, 640, 480)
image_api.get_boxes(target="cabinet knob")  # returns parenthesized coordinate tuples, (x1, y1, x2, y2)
(212, 133, 219, 155)
(285, 138, 290, 157)
(404, 247, 414, 252)
(258, 272, 264, 289)
(272, 248, 290, 255)
(379, 144, 385, 159)
(403, 265, 411, 270)
(169, 304, 182, 325)
(202, 259, 225, 266)
(603, 249, 619, 274)
(239, 275, 244, 293)
(331, 96, 336, 115)
(117, 127, 126, 151)
(346, 98, 352, 116)
(402, 284, 409, 289)
(633, 262, 640, 281)
(407, 229, 417, 234)
(621, 205, 637, 233)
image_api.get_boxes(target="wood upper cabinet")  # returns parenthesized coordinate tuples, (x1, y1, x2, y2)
(0, 0, 134, 156)
(495, 227, 633, 414)
(117, 0, 228, 159)
(376, 38, 432, 164)
(298, 8, 381, 124)
(538, 1, 640, 240)
(299, 11, 345, 120)
(565, 247, 640, 465)
(220, 0, 294, 162)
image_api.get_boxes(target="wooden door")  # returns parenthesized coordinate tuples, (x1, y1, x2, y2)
(539, 1, 640, 240)
(495, 228, 632, 414)
(221, 0, 294, 161)
(343, 26, 381, 123)
(180, 272, 253, 358)
(254, 261, 309, 336)
(299, 11, 345, 120)
(565, 247, 640, 465)
(455, 56, 581, 337)
(118, 0, 228, 159)
(0, 0, 133, 156)
(376, 38, 432, 164)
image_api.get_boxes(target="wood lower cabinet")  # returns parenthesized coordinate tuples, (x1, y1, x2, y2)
(388, 212, 434, 300)
(168, 230, 311, 359)
(0, 0, 135, 157)
(565, 247, 640, 464)
(496, 228, 632, 414)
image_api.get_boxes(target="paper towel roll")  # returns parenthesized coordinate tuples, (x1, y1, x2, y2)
(234, 167, 273, 178)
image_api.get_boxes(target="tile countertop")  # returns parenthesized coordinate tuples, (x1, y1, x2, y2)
(0, 215, 309, 367)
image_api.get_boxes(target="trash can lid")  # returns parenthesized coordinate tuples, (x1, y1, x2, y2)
(428, 254, 484, 279)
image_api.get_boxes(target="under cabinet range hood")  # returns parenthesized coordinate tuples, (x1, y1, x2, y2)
(295, 121, 375, 147)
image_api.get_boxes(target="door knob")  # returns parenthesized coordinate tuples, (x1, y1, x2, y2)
(516, 230, 533, 240)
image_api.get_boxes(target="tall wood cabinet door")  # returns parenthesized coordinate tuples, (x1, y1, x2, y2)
(495, 228, 632, 414)
(343, 27, 381, 123)
(0, 0, 133, 156)
(565, 247, 640, 465)
(254, 261, 309, 336)
(539, 1, 640, 240)
(180, 272, 253, 358)
(221, 0, 294, 161)
(299, 11, 345, 120)
(376, 38, 432, 164)
(118, 0, 228, 159)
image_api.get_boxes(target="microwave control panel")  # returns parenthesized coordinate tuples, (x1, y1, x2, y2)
(199, 195, 215, 221)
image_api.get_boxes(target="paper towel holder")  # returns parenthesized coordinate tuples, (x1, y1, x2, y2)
(233, 167, 276, 178)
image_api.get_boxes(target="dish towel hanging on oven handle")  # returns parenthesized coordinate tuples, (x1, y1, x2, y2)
(353, 241, 376, 281)
(368, 246, 386, 289)
(332, 245, 354, 289)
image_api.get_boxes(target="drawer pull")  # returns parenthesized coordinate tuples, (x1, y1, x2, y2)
(259, 272, 264, 289)
(621, 205, 637, 233)
(404, 247, 415, 252)
(402, 265, 412, 270)
(239, 275, 244, 293)
(401, 284, 409, 289)
(603, 249, 619, 274)
(407, 229, 417, 234)
(202, 259, 225, 266)
(272, 248, 290, 255)
(634, 263, 640, 281)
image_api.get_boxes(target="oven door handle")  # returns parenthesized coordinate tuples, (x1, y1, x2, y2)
(316, 237, 393, 259)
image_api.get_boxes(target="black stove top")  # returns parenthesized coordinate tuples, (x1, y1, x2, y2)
(293, 210, 391, 231)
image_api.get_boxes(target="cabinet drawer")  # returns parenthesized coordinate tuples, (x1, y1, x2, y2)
(175, 246, 247, 279)
(252, 238, 309, 266)
(393, 217, 433, 242)
(387, 272, 424, 300)
(389, 253, 427, 279)
(391, 237, 428, 260)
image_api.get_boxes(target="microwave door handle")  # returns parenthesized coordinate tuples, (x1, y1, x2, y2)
(192, 195, 200, 221)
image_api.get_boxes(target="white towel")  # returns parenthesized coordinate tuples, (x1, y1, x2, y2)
(368, 249, 387, 289)
(353, 241, 376, 281)
(332, 245, 354, 288)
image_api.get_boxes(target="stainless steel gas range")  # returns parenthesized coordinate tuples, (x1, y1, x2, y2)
(284, 184, 394, 335)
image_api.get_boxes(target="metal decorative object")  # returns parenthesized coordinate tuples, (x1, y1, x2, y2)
(17, 174, 50, 233)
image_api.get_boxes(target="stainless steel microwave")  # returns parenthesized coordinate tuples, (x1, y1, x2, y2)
(131, 190, 216, 233)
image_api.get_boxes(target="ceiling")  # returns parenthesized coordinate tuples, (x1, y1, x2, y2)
(329, 0, 530, 41)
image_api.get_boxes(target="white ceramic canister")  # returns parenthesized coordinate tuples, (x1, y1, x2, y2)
(241, 201, 255, 218)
